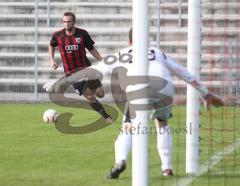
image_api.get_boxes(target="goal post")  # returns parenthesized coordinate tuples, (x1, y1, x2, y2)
(186, 0, 201, 174)
(132, 0, 149, 185)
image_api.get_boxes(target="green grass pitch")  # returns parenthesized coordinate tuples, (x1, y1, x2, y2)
(0, 103, 239, 186)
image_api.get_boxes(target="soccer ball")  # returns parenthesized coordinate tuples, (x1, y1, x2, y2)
(43, 109, 59, 123)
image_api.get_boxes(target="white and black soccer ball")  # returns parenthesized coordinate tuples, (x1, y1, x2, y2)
(43, 109, 59, 123)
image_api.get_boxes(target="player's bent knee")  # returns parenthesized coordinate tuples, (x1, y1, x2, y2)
(85, 95, 96, 103)
(95, 87, 105, 98)
(96, 92, 104, 98)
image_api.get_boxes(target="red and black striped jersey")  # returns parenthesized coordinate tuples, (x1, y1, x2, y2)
(50, 28, 95, 75)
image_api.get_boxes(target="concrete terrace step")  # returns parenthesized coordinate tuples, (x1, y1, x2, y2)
(0, 66, 232, 76)
(0, 26, 130, 33)
(0, 14, 186, 27)
(0, 78, 110, 86)
(202, 2, 240, 9)
(5, 0, 132, 2)
(0, 66, 63, 72)
(0, 29, 129, 44)
(0, 26, 184, 44)
(1, 2, 238, 16)
(0, 52, 236, 63)
(0, 40, 236, 56)
(2, 1, 238, 9)
(0, 78, 226, 88)
(1, 26, 239, 35)
(0, 2, 132, 6)
(1, 13, 239, 23)
(0, 40, 128, 53)
(0, 13, 132, 19)
(0, 2, 188, 8)
(0, 40, 235, 48)
(0, 2, 187, 15)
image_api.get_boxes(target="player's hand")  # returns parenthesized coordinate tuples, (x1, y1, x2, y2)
(204, 92, 224, 110)
(51, 60, 58, 70)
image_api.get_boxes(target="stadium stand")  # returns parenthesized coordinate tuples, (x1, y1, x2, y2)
(0, 0, 239, 101)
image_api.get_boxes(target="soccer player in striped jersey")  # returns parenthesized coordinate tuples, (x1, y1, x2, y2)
(107, 28, 224, 178)
(48, 11, 112, 123)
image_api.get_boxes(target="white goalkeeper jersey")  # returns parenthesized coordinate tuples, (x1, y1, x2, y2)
(92, 46, 209, 98)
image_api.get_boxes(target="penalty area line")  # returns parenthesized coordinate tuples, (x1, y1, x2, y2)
(173, 139, 240, 186)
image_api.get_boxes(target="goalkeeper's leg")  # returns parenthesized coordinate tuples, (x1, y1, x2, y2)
(155, 118, 173, 176)
(108, 121, 132, 179)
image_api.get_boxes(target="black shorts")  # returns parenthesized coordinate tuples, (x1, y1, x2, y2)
(73, 79, 102, 95)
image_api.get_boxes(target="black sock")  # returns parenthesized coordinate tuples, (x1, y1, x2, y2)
(90, 100, 110, 119)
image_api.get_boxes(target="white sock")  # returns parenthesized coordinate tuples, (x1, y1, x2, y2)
(115, 131, 132, 164)
(156, 125, 173, 171)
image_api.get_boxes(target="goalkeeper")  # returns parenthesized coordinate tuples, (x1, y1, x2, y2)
(107, 28, 224, 178)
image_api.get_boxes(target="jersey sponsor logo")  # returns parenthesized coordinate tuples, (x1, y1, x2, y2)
(75, 38, 81, 44)
(65, 45, 79, 53)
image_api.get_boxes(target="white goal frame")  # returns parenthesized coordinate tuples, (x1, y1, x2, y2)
(186, 0, 201, 174)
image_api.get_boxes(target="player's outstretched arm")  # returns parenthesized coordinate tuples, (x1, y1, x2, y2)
(189, 80, 224, 110)
(203, 92, 224, 110)
(162, 54, 224, 110)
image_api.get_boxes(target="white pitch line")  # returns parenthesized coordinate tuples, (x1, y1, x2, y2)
(174, 139, 240, 186)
